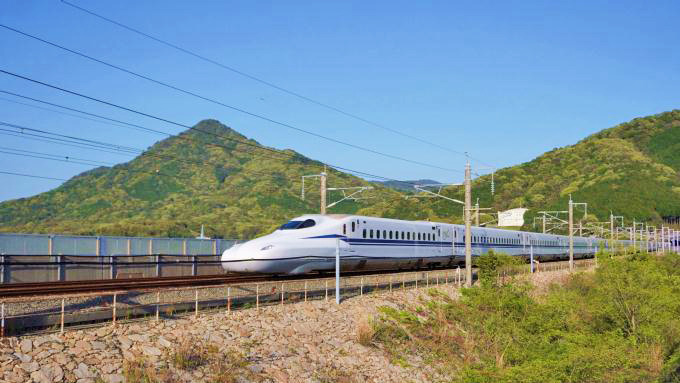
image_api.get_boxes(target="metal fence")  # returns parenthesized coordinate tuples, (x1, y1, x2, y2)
(0, 233, 238, 283)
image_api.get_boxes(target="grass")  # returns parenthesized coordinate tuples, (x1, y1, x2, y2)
(170, 338, 215, 370)
(355, 315, 376, 346)
(209, 350, 252, 383)
(369, 252, 680, 382)
(123, 358, 174, 383)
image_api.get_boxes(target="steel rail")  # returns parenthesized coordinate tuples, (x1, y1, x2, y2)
(0, 274, 268, 298)
(0, 265, 467, 298)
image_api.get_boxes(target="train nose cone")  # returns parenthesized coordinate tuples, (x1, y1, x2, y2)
(221, 243, 245, 272)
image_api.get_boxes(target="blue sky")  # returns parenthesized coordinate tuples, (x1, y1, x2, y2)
(0, 0, 678, 202)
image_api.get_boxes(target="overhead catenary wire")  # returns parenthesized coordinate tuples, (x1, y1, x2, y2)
(59, 0, 496, 169)
(0, 71, 457, 186)
(0, 24, 460, 173)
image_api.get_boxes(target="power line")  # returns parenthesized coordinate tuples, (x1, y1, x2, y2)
(0, 130, 134, 157)
(0, 71, 456, 186)
(0, 119, 423, 191)
(59, 0, 496, 169)
(0, 170, 67, 181)
(0, 144, 197, 180)
(0, 122, 140, 154)
(0, 24, 460, 173)
(0, 121, 273, 172)
(0, 89, 297, 162)
(0, 147, 113, 166)
(0, 95, 155, 135)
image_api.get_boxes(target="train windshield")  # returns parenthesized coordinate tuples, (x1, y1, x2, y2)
(279, 219, 316, 230)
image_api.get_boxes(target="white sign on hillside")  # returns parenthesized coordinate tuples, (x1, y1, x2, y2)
(498, 208, 528, 227)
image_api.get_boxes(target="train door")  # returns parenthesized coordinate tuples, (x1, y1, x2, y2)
(441, 225, 454, 258)
(436, 225, 443, 255)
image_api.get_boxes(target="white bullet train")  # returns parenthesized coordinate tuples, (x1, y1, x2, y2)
(221, 214, 642, 275)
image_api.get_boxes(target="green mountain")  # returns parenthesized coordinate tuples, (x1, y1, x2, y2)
(0, 120, 399, 238)
(2, 110, 680, 239)
(361, 109, 680, 231)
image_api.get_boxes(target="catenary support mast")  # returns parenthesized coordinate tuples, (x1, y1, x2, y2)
(464, 160, 472, 287)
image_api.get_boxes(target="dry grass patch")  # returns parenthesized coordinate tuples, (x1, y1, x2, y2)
(314, 363, 361, 383)
(355, 315, 376, 346)
(123, 357, 177, 383)
(169, 337, 259, 382)
(170, 338, 216, 370)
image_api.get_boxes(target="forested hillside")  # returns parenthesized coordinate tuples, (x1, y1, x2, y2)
(0, 120, 399, 238)
(1, 110, 679, 238)
(361, 109, 680, 230)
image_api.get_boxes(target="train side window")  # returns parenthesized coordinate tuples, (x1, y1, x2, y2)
(389, 231, 393, 239)
(383, 230, 387, 239)
(351, 222, 355, 232)
(418, 233, 421, 241)
(370, 229, 374, 238)
(377, 230, 380, 239)
(363, 229, 366, 238)
(343, 224, 346, 235)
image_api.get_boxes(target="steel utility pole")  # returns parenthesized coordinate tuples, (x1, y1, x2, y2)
(320, 171, 327, 214)
(632, 220, 637, 252)
(568, 196, 574, 270)
(464, 160, 472, 287)
(543, 214, 546, 234)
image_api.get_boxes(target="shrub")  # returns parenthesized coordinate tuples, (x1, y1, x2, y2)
(370, 253, 680, 382)
(476, 250, 522, 287)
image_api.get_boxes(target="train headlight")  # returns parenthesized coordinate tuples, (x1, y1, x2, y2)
(260, 245, 274, 251)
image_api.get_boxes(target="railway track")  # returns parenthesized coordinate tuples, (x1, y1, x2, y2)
(0, 274, 270, 298)
(0, 257, 593, 299)
(0, 266, 472, 299)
